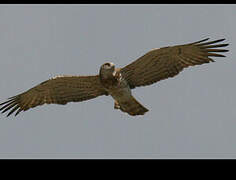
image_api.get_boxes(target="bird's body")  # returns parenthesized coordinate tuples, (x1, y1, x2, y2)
(0, 38, 229, 117)
(99, 64, 148, 115)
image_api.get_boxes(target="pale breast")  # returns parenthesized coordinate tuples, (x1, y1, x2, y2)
(108, 78, 132, 102)
(99, 68, 132, 102)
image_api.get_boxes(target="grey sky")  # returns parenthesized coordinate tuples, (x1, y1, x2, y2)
(0, 4, 235, 159)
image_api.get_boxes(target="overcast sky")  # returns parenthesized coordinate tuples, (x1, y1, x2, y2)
(0, 4, 235, 159)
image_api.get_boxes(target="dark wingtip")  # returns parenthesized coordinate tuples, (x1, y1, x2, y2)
(191, 38, 210, 44)
(0, 95, 22, 117)
(14, 109, 22, 116)
(6, 105, 20, 117)
(198, 38, 228, 46)
(197, 38, 229, 58)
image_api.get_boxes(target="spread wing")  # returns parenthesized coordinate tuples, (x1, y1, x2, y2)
(121, 38, 229, 89)
(0, 75, 107, 117)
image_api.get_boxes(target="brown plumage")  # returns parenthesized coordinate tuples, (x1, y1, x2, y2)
(0, 38, 229, 117)
(0, 75, 107, 117)
(115, 96, 149, 116)
(121, 38, 229, 88)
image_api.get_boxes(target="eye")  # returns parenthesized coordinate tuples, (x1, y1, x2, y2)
(104, 63, 110, 67)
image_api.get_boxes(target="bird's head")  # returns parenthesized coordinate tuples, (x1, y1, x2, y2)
(101, 62, 115, 70)
(99, 62, 116, 78)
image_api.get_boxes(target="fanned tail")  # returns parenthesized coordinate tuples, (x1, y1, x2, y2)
(114, 96, 149, 116)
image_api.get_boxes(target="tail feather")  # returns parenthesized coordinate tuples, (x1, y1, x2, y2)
(115, 96, 149, 116)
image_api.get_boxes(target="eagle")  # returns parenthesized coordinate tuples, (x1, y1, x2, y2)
(0, 38, 229, 117)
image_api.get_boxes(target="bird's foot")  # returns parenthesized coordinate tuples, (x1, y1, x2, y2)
(114, 101, 120, 109)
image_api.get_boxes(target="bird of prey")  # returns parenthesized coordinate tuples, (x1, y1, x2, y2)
(0, 38, 229, 117)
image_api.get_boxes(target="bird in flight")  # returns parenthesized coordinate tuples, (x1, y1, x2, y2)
(0, 38, 229, 117)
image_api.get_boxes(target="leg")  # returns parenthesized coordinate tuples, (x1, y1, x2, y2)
(114, 100, 120, 109)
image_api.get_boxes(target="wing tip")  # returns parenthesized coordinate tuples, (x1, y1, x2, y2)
(196, 38, 229, 58)
(191, 38, 210, 44)
(196, 38, 228, 46)
(0, 96, 22, 117)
